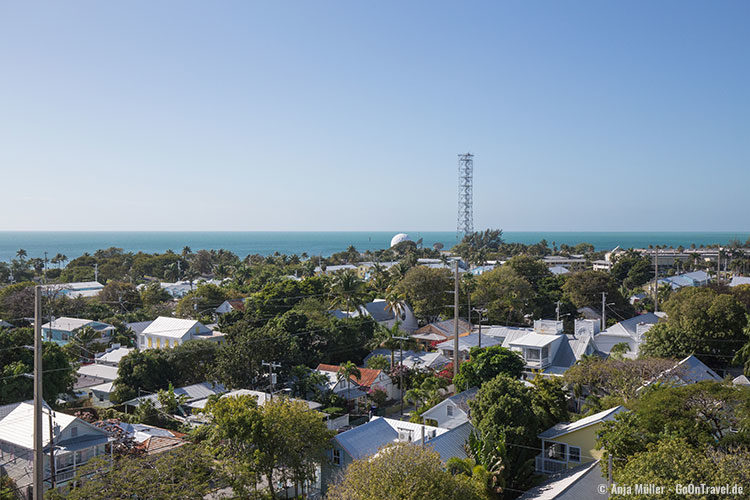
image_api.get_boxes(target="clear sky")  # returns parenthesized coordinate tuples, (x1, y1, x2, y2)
(1, 1, 748, 231)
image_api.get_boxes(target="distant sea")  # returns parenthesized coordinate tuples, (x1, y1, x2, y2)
(0, 231, 748, 263)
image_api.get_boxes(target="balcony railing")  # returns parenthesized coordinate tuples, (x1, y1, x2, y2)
(524, 357, 550, 368)
(535, 454, 567, 474)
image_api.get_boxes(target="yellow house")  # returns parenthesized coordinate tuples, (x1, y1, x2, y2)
(535, 406, 626, 475)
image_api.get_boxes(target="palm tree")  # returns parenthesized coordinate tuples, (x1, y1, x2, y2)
(384, 289, 406, 322)
(329, 270, 366, 314)
(337, 361, 362, 408)
(368, 321, 404, 368)
(16, 249, 27, 261)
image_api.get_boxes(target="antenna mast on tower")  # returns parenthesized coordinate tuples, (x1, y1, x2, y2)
(457, 153, 474, 236)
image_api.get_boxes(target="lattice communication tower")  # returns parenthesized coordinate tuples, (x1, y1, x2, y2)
(457, 153, 474, 235)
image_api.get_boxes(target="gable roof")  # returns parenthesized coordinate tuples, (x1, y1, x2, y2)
(95, 346, 133, 365)
(334, 417, 448, 460)
(663, 355, 722, 384)
(316, 364, 384, 388)
(0, 401, 110, 450)
(435, 332, 504, 352)
(416, 319, 472, 337)
(733, 375, 750, 386)
(446, 387, 479, 414)
(124, 382, 226, 408)
(517, 460, 606, 500)
(126, 320, 154, 335)
(602, 313, 663, 338)
(538, 406, 626, 440)
(77, 363, 120, 381)
(730, 276, 750, 287)
(427, 421, 473, 462)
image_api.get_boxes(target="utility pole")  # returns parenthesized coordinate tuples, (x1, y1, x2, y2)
(94, 262, 99, 283)
(473, 307, 486, 349)
(453, 260, 460, 379)
(33, 286, 43, 500)
(556, 301, 561, 322)
(601, 292, 607, 331)
(48, 410, 56, 489)
(261, 361, 281, 400)
(394, 335, 409, 416)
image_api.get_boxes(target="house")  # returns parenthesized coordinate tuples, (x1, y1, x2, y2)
(518, 460, 607, 499)
(125, 320, 154, 337)
(215, 298, 247, 315)
(420, 387, 478, 429)
(136, 279, 223, 299)
(417, 257, 468, 271)
(322, 416, 473, 494)
(435, 332, 504, 363)
(477, 320, 603, 377)
(657, 270, 711, 290)
(136, 316, 226, 349)
(316, 364, 399, 401)
(548, 265, 571, 276)
(330, 299, 419, 333)
(411, 319, 473, 347)
(74, 363, 120, 406)
(593, 312, 664, 359)
(94, 345, 133, 367)
(730, 276, 750, 287)
(543, 256, 586, 271)
(363, 348, 449, 371)
(733, 375, 750, 386)
(0, 401, 113, 494)
(123, 382, 227, 414)
(41, 317, 115, 346)
(41, 281, 104, 298)
(535, 406, 626, 475)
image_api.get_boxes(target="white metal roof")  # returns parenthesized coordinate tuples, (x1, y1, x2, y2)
(77, 363, 119, 381)
(141, 316, 211, 339)
(508, 332, 562, 348)
(0, 402, 103, 450)
(41, 317, 94, 331)
(538, 406, 625, 439)
(95, 347, 133, 365)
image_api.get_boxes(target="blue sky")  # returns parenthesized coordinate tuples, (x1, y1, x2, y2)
(1, 1, 748, 231)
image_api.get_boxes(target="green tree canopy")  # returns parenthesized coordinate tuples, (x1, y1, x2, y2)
(453, 346, 525, 392)
(326, 442, 485, 500)
(395, 266, 453, 323)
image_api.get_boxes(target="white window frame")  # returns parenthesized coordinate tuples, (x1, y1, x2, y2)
(446, 404, 454, 417)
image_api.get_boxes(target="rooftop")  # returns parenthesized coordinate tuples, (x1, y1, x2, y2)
(538, 406, 626, 440)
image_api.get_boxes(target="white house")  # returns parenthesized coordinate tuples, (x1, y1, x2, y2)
(215, 298, 247, 314)
(593, 312, 665, 359)
(94, 345, 133, 367)
(420, 387, 478, 429)
(41, 281, 104, 299)
(0, 401, 113, 493)
(137, 316, 226, 350)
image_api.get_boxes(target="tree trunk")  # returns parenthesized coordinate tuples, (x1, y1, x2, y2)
(266, 471, 275, 499)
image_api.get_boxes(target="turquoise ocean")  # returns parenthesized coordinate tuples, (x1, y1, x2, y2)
(0, 231, 748, 263)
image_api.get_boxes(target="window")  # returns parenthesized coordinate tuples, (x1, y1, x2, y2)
(569, 446, 581, 462)
(70, 426, 78, 438)
(447, 404, 454, 417)
(61, 333, 69, 341)
(332, 449, 341, 466)
(544, 441, 566, 461)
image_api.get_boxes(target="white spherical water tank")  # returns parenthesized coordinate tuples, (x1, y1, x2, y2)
(390, 233, 411, 247)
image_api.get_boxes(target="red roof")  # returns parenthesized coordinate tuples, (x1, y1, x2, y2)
(227, 298, 246, 311)
(316, 363, 383, 389)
